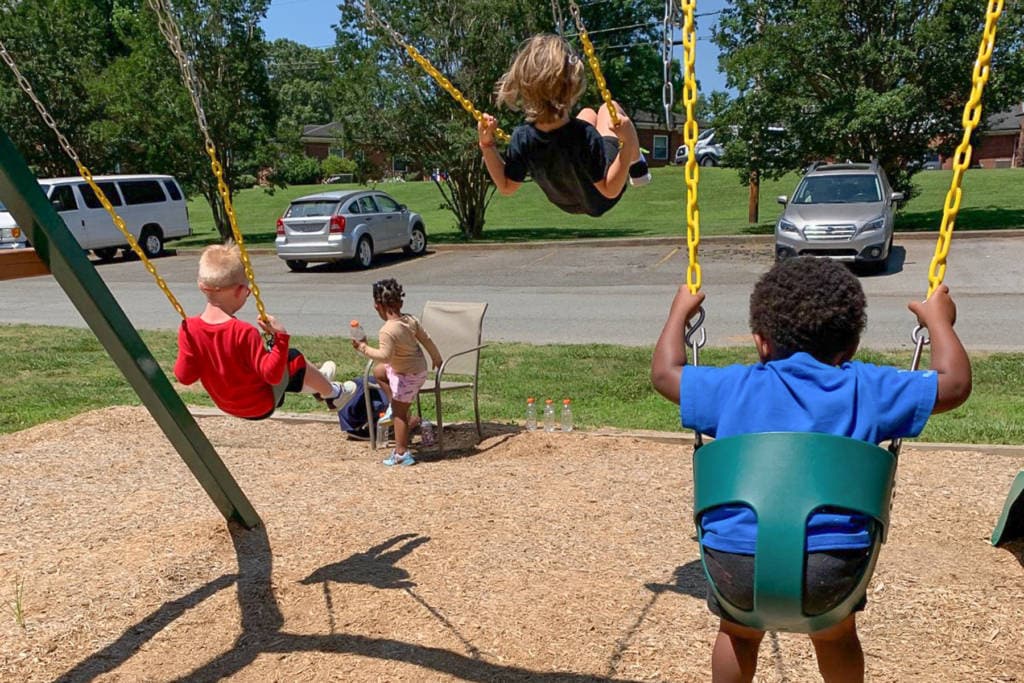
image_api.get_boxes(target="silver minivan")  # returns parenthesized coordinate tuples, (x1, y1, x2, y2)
(775, 161, 903, 272)
(275, 190, 427, 271)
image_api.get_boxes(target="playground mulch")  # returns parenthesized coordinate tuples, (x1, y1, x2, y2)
(0, 406, 1022, 682)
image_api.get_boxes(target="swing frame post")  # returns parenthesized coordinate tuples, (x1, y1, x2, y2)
(0, 130, 261, 530)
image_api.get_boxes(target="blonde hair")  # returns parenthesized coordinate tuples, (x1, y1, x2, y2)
(197, 243, 246, 290)
(495, 34, 585, 123)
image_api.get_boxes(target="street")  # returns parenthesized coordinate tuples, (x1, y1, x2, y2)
(0, 233, 1021, 351)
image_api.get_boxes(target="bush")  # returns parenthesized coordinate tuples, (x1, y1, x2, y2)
(321, 156, 358, 177)
(236, 174, 258, 188)
(275, 154, 322, 185)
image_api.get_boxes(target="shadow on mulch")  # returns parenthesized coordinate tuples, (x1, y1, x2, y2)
(56, 524, 650, 683)
(998, 539, 1024, 568)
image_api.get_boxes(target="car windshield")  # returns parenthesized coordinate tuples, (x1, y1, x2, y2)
(0, 200, 6, 212)
(792, 174, 882, 204)
(286, 200, 338, 218)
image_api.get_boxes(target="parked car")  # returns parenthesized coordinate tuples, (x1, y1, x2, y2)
(673, 128, 724, 167)
(775, 161, 903, 272)
(0, 199, 29, 250)
(275, 190, 427, 271)
(37, 174, 190, 259)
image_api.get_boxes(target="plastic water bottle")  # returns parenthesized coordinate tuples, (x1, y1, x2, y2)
(350, 319, 367, 342)
(525, 397, 537, 431)
(421, 419, 435, 446)
(543, 399, 556, 432)
(375, 411, 390, 447)
(561, 399, 573, 432)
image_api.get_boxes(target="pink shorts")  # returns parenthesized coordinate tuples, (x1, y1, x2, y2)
(386, 366, 428, 403)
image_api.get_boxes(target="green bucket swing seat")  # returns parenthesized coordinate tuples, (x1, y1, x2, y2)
(693, 432, 897, 633)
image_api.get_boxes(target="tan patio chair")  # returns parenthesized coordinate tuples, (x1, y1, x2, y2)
(364, 301, 487, 456)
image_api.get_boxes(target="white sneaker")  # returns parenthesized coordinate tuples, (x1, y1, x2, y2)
(378, 404, 393, 425)
(629, 172, 652, 187)
(318, 360, 337, 383)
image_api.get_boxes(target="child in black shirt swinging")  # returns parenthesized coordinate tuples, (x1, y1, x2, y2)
(478, 34, 650, 217)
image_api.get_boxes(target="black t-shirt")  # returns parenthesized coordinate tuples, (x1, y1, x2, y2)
(503, 119, 623, 217)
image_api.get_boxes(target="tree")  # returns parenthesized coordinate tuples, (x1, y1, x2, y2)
(266, 39, 337, 149)
(714, 0, 1024, 198)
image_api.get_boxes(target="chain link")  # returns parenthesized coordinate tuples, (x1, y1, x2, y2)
(147, 0, 269, 326)
(551, 0, 565, 36)
(680, 0, 702, 294)
(568, 0, 621, 130)
(661, 0, 676, 128)
(0, 39, 188, 320)
(926, 0, 1003, 298)
(361, 1, 509, 143)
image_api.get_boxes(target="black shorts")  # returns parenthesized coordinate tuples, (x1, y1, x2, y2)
(704, 546, 873, 622)
(248, 349, 307, 421)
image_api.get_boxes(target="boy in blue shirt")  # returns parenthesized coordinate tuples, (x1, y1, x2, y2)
(651, 256, 972, 683)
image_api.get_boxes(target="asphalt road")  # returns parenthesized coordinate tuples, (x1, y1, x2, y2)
(1, 233, 1021, 351)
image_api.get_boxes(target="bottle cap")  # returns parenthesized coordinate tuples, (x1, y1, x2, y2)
(527, 397, 535, 403)
(545, 398, 553, 404)
(563, 398, 571, 404)
(350, 320, 361, 327)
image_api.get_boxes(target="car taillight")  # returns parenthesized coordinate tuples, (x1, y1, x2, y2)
(329, 215, 346, 234)
(276, 218, 284, 236)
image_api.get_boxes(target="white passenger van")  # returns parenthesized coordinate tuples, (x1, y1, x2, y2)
(39, 174, 191, 260)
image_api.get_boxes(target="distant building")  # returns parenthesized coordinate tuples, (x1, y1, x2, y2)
(936, 103, 1023, 169)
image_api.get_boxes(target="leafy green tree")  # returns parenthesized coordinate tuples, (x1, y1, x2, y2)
(266, 39, 337, 150)
(714, 0, 1024, 198)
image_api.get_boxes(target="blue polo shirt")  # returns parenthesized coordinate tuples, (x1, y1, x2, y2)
(680, 353, 937, 554)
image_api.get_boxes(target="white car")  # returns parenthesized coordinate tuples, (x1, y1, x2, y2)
(0, 199, 29, 250)
(275, 190, 428, 271)
(673, 128, 725, 167)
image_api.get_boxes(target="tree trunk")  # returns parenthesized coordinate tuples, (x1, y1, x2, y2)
(748, 169, 760, 224)
(204, 187, 231, 242)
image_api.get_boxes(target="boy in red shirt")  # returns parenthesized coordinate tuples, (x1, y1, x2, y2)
(174, 243, 353, 420)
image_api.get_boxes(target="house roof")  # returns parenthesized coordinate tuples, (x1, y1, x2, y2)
(985, 103, 1023, 134)
(301, 122, 345, 141)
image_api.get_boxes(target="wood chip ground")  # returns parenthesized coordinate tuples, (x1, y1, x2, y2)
(1, 407, 1021, 682)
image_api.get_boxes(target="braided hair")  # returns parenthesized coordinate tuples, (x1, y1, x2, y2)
(372, 278, 405, 312)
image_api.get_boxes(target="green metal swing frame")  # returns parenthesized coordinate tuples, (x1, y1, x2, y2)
(693, 432, 896, 633)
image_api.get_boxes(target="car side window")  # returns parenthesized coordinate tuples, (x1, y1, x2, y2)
(162, 179, 183, 201)
(375, 195, 400, 212)
(49, 185, 78, 212)
(78, 182, 123, 209)
(120, 180, 167, 205)
(358, 196, 378, 214)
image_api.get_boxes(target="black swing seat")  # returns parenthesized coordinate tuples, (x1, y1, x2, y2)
(693, 432, 897, 633)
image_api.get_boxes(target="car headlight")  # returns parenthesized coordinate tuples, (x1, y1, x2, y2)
(861, 216, 885, 232)
(777, 218, 799, 234)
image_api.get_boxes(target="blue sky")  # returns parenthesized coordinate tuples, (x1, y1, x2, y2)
(260, 0, 731, 93)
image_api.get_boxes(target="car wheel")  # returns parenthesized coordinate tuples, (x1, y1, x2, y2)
(355, 236, 374, 269)
(93, 247, 118, 262)
(139, 226, 164, 258)
(404, 224, 427, 256)
(285, 259, 308, 272)
(699, 155, 717, 167)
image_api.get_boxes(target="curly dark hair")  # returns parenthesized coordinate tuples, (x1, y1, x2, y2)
(749, 256, 866, 362)
(372, 278, 405, 310)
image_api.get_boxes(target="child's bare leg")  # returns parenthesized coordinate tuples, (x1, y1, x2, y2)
(391, 399, 412, 453)
(712, 619, 764, 683)
(301, 365, 334, 396)
(576, 107, 598, 126)
(373, 362, 393, 402)
(595, 101, 640, 161)
(809, 614, 864, 683)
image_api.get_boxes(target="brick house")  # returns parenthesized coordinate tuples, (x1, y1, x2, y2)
(936, 103, 1023, 169)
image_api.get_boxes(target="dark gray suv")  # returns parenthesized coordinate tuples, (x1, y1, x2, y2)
(775, 161, 903, 272)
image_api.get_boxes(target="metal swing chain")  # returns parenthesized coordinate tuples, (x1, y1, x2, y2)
(892, 0, 1003, 459)
(0, 39, 188, 320)
(567, 0, 621, 131)
(147, 0, 269, 326)
(361, 1, 510, 143)
(661, 0, 677, 128)
(552, 0, 566, 37)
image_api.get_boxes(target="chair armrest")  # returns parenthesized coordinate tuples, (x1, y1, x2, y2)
(434, 344, 487, 381)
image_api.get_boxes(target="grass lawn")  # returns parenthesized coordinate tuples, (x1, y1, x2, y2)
(182, 167, 1024, 249)
(2, 324, 1021, 445)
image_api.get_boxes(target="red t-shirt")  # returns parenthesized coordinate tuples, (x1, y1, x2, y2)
(174, 317, 291, 418)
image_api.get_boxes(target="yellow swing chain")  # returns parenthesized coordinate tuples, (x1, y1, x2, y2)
(147, 0, 269, 325)
(0, 39, 188, 320)
(925, 0, 1003, 299)
(567, 0, 621, 130)
(361, 1, 510, 143)
(680, 0, 701, 296)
